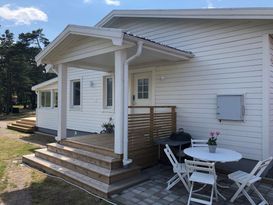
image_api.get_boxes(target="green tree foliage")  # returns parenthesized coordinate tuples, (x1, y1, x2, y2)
(0, 29, 56, 114)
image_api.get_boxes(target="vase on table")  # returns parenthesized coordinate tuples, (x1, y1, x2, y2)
(208, 145, 217, 153)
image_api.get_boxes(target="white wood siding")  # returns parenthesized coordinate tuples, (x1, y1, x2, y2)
(36, 108, 58, 130)
(108, 18, 273, 160)
(269, 35, 273, 157)
(36, 68, 113, 133)
(67, 67, 114, 133)
(36, 82, 58, 130)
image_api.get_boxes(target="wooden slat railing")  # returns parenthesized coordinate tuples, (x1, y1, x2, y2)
(128, 106, 176, 168)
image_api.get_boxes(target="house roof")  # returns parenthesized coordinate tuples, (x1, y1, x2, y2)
(96, 8, 273, 27)
(35, 25, 194, 66)
(32, 78, 58, 91)
(124, 32, 193, 56)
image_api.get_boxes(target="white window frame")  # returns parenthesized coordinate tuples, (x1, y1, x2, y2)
(70, 79, 82, 110)
(103, 75, 114, 110)
(39, 90, 51, 108)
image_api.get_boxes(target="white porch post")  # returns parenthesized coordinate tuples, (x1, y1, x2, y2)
(114, 50, 126, 154)
(56, 64, 68, 141)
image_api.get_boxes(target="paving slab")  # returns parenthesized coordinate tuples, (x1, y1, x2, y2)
(111, 165, 273, 205)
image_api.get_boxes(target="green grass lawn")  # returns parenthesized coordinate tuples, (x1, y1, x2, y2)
(0, 132, 111, 205)
(0, 136, 37, 191)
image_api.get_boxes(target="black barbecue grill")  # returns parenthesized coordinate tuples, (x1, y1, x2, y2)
(154, 129, 192, 162)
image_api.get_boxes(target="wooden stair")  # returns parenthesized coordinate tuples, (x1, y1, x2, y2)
(23, 140, 147, 198)
(7, 118, 36, 133)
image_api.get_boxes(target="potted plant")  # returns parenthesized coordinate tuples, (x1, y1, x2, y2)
(207, 131, 220, 153)
(100, 118, 115, 134)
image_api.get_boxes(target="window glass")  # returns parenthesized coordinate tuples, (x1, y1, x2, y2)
(103, 76, 114, 109)
(53, 91, 58, 108)
(72, 81, 81, 106)
(106, 78, 113, 107)
(137, 78, 149, 99)
(40, 91, 51, 107)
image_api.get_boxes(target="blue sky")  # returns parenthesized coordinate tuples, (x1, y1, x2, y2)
(1, 0, 273, 41)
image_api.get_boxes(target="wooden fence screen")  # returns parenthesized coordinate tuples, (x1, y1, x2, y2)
(128, 106, 176, 168)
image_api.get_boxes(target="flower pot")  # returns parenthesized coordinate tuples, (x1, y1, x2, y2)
(208, 145, 217, 153)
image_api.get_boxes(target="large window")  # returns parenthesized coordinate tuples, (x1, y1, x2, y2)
(71, 80, 81, 107)
(103, 76, 114, 109)
(40, 91, 51, 107)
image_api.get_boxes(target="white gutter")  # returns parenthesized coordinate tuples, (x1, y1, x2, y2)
(123, 41, 143, 167)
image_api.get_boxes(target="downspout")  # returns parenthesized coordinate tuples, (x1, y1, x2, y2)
(123, 41, 144, 167)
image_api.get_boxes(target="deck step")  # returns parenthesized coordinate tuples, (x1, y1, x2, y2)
(23, 154, 147, 198)
(35, 148, 140, 184)
(20, 118, 36, 123)
(18, 120, 36, 126)
(47, 143, 122, 170)
(12, 122, 34, 129)
(23, 154, 109, 197)
(61, 140, 122, 159)
(7, 124, 34, 133)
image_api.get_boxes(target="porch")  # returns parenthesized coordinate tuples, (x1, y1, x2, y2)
(63, 105, 177, 168)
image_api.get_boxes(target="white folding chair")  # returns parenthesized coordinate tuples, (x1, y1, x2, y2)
(185, 159, 218, 205)
(190, 139, 208, 162)
(229, 156, 273, 205)
(191, 139, 208, 147)
(164, 144, 189, 192)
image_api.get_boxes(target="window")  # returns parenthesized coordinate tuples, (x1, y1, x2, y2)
(71, 80, 81, 107)
(53, 90, 58, 108)
(137, 78, 149, 99)
(103, 76, 114, 109)
(106, 78, 113, 107)
(40, 91, 51, 107)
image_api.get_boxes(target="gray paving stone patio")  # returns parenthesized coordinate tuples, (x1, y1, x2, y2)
(111, 165, 273, 205)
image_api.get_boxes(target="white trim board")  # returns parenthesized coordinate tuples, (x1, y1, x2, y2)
(262, 34, 271, 160)
(96, 8, 273, 27)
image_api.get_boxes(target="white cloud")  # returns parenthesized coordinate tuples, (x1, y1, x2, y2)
(206, 0, 215, 8)
(83, 0, 92, 4)
(105, 0, 120, 6)
(0, 4, 48, 25)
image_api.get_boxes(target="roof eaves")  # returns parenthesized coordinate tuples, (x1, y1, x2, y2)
(96, 8, 273, 27)
(31, 78, 58, 91)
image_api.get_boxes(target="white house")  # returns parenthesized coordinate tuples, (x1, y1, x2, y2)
(30, 8, 273, 176)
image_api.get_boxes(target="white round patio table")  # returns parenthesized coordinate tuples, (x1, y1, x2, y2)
(184, 147, 242, 163)
(184, 147, 242, 200)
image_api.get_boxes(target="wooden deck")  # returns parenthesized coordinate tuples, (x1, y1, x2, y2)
(64, 106, 176, 168)
(62, 133, 121, 159)
(24, 132, 146, 197)
(67, 134, 114, 151)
